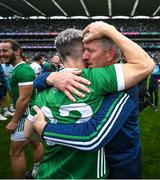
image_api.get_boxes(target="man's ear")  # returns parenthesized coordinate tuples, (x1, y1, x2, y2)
(106, 48, 116, 62)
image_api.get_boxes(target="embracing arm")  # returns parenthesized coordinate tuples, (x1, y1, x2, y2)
(33, 90, 136, 151)
(83, 21, 155, 89)
(33, 71, 91, 102)
(33, 72, 50, 91)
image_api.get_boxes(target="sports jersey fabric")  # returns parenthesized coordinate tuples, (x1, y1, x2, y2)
(28, 64, 124, 179)
(9, 62, 35, 107)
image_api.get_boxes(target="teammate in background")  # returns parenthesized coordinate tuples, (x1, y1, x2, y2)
(26, 22, 154, 179)
(148, 58, 160, 112)
(30, 54, 43, 76)
(0, 39, 44, 179)
(32, 54, 64, 91)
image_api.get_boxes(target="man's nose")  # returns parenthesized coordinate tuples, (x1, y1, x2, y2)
(83, 51, 89, 60)
(0, 50, 5, 56)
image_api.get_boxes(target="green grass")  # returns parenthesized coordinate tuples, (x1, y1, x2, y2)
(0, 118, 34, 178)
(139, 106, 160, 178)
(0, 103, 160, 178)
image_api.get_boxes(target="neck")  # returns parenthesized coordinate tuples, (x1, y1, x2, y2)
(12, 57, 23, 67)
(64, 58, 85, 69)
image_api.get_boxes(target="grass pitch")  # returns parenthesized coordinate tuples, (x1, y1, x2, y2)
(0, 105, 160, 178)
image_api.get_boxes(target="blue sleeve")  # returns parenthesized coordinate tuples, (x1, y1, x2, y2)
(42, 91, 136, 151)
(33, 72, 50, 91)
(0, 65, 7, 91)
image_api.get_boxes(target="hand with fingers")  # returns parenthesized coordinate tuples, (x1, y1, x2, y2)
(46, 71, 91, 102)
(6, 120, 18, 133)
(83, 21, 115, 43)
(33, 105, 47, 135)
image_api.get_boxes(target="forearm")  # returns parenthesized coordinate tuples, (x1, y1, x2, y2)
(12, 97, 30, 123)
(33, 72, 50, 90)
(83, 22, 155, 88)
(105, 25, 155, 86)
(42, 92, 134, 151)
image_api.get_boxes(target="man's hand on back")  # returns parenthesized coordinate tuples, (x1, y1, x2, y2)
(46, 71, 91, 102)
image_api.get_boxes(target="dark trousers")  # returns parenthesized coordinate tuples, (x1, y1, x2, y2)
(108, 152, 141, 179)
(149, 85, 159, 107)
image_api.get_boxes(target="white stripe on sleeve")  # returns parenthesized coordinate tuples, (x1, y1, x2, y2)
(114, 64, 125, 91)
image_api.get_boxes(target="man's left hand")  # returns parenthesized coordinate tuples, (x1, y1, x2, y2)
(33, 105, 47, 135)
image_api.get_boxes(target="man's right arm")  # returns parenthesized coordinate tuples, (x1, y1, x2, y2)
(83, 21, 155, 89)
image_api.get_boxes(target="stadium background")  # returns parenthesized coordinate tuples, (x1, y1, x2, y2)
(0, 0, 160, 178)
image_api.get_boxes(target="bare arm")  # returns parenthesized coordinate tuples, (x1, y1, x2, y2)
(6, 85, 33, 133)
(83, 21, 155, 89)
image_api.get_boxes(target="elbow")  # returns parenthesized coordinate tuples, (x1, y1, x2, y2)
(141, 56, 155, 77)
(145, 57, 155, 75)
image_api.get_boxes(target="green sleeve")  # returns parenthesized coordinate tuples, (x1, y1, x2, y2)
(82, 65, 122, 95)
(16, 65, 35, 84)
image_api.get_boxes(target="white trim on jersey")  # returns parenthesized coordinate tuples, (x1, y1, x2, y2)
(13, 61, 25, 69)
(44, 93, 129, 150)
(114, 64, 125, 91)
(18, 82, 33, 86)
(97, 147, 106, 178)
(27, 113, 34, 122)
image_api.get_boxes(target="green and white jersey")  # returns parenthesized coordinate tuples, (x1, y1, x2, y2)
(29, 64, 124, 123)
(9, 61, 35, 109)
(37, 146, 107, 179)
(29, 64, 124, 179)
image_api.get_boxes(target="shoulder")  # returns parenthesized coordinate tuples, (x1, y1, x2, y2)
(15, 63, 35, 81)
(17, 63, 34, 73)
(82, 65, 116, 77)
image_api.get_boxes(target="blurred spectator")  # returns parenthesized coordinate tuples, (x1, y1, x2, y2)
(30, 54, 43, 76)
(138, 78, 151, 112)
(50, 54, 64, 71)
(41, 56, 51, 73)
(148, 58, 160, 112)
(22, 55, 31, 64)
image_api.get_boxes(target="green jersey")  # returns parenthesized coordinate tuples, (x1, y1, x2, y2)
(9, 62, 35, 109)
(29, 64, 124, 179)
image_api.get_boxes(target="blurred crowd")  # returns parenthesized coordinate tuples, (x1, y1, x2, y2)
(0, 19, 160, 61)
(0, 19, 160, 33)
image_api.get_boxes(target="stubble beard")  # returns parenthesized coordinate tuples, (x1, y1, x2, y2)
(4, 53, 16, 65)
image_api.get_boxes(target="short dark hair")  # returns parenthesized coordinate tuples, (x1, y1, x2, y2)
(1, 39, 21, 52)
(1, 39, 23, 58)
(55, 28, 83, 63)
(33, 54, 43, 61)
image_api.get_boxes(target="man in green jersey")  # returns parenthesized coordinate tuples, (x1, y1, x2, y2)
(26, 22, 154, 179)
(0, 39, 44, 178)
